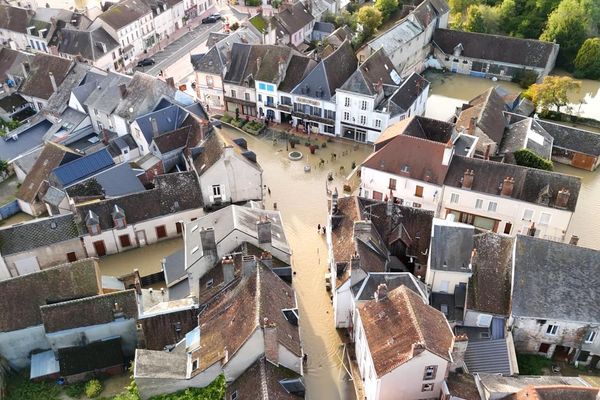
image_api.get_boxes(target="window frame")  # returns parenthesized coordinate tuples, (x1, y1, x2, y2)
(421, 383, 434, 392)
(423, 365, 437, 381)
(450, 193, 459, 203)
(475, 199, 483, 209)
(585, 330, 597, 343)
(487, 201, 498, 212)
(546, 324, 559, 335)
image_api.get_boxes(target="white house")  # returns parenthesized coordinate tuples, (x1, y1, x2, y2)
(354, 284, 454, 400)
(360, 116, 479, 212)
(442, 155, 581, 241)
(510, 235, 600, 368)
(75, 172, 204, 258)
(356, 0, 450, 76)
(335, 48, 430, 143)
(189, 134, 263, 207)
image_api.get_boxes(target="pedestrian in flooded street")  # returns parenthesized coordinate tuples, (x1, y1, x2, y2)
(268, 187, 271, 195)
(317, 224, 321, 233)
(322, 226, 326, 235)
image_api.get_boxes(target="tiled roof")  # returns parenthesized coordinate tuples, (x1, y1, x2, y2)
(0, 213, 80, 255)
(192, 131, 223, 175)
(340, 48, 400, 96)
(75, 171, 202, 230)
(16, 141, 79, 203)
(51, 148, 114, 187)
(0, 48, 26, 81)
(254, 45, 293, 84)
(153, 126, 191, 153)
(0, 259, 101, 332)
(467, 232, 513, 316)
(57, 27, 119, 61)
(99, 0, 151, 30)
(41, 290, 138, 333)
(433, 28, 558, 69)
(357, 285, 453, 377)
(0, 5, 31, 33)
(375, 115, 454, 149)
(192, 263, 301, 373)
(225, 357, 303, 400)
(512, 235, 600, 323)
(19, 53, 73, 100)
(363, 133, 450, 185)
(114, 72, 176, 122)
(279, 54, 317, 93)
(274, 2, 314, 35)
(538, 119, 600, 157)
(505, 386, 599, 400)
(444, 155, 581, 211)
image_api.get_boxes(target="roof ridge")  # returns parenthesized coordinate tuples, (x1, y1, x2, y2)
(259, 357, 269, 400)
(255, 259, 261, 328)
(401, 287, 425, 348)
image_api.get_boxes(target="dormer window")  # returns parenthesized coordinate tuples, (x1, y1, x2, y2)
(282, 308, 299, 326)
(111, 205, 126, 229)
(192, 359, 198, 371)
(86, 210, 101, 235)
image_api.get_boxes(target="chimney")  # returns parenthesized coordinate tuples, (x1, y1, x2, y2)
(119, 83, 127, 98)
(350, 252, 360, 271)
(199, 227, 217, 256)
(242, 255, 257, 277)
(260, 251, 273, 268)
(256, 57, 262, 71)
(222, 256, 235, 284)
(353, 220, 372, 242)
(467, 116, 477, 135)
(150, 117, 159, 137)
(374, 283, 388, 302)
(555, 188, 570, 208)
(277, 57, 285, 79)
(166, 77, 175, 88)
(569, 235, 579, 246)
(331, 187, 338, 214)
(386, 196, 393, 216)
(257, 218, 272, 245)
(484, 144, 491, 160)
(501, 177, 514, 196)
(49, 72, 57, 92)
(527, 222, 536, 237)
(461, 169, 474, 189)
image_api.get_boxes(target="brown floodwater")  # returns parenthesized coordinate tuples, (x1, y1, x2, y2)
(98, 126, 372, 399)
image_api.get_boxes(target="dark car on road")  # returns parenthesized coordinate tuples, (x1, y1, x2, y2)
(202, 14, 221, 23)
(137, 58, 155, 67)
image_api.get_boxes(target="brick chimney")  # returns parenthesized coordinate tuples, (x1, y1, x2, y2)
(569, 235, 579, 246)
(119, 83, 127, 98)
(461, 169, 474, 189)
(467, 116, 477, 135)
(374, 283, 388, 302)
(331, 187, 339, 214)
(350, 252, 360, 271)
(222, 255, 235, 284)
(527, 222, 536, 237)
(501, 177, 514, 196)
(199, 227, 217, 256)
(555, 188, 570, 208)
(259, 251, 273, 268)
(242, 255, 257, 277)
(257, 218, 272, 245)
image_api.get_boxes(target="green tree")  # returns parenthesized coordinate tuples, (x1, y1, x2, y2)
(514, 149, 554, 171)
(463, 5, 486, 32)
(464, 4, 499, 33)
(574, 37, 600, 79)
(375, 0, 398, 19)
(524, 75, 581, 113)
(580, 0, 600, 34)
(540, 0, 588, 69)
(356, 6, 383, 38)
(0, 160, 8, 178)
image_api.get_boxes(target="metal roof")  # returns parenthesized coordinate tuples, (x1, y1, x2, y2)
(52, 148, 114, 187)
(464, 338, 513, 375)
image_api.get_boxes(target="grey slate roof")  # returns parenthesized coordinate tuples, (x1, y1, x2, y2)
(430, 221, 474, 272)
(42, 186, 67, 207)
(353, 272, 427, 302)
(0, 118, 50, 162)
(135, 104, 188, 144)
(363, 18, 422, 59)
(464, 339, 512, 374)
(0, 5, 31, 34)
(75, 171, 202, 231)
(0, 213, 80, 255)
(340, 48, 400, 96)
(45, 63, 92, 116)
(163, 248, 185, 286)
(278, 54, 317, 93)
(445, 155, 581, 212)
(99, 0, 151, 30)
(538, 119, 600, 157)
(83, 72, 132, 114)
(387, 72, 429, 114)
(114, 72, 176, 122)
(68, 162, 145, 197)
(57, 27, 119, 61)
(313, 21, 334, 34)
(499, 114, 553, 160)
(512, 235, 600, 323)
(192, 46, 223, 75)
(274, 2, 314, 35)
(223, 42, 252, 84)
(433, 29, 557, 69)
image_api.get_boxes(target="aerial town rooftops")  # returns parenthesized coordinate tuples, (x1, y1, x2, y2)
(57, 27, 120, 62)
(429, 219, 474, 272)
(0, 259, 101, 332)
(0, 4, 32, 34)
(51, 148, 114, 187)
(512, 235, 600, 323)
(444, 155, 581, 211)
(499, 114, 554, 160)
(273, 2, 314, 36)
(538, 119, 600, 157)
(340, 48, 401, 96)
(433, 28, 558, 69)
(114, 72, 177, 122)
(357, 285, 453, 377)
(99, 0, 152, 30)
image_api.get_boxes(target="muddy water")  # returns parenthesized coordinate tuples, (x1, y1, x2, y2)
(98, 238, 182, 277)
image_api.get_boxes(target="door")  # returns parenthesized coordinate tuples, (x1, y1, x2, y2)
(66, 252, 78, 262)
(176, 222, 183, 234)
(15, 256, 40, 276)
(156, 225, 167, 239)
(136, 230, 147, 246)
(93, 240, 107, 257)
(119, 234, 132, 248)
(503, 222, 512, 234)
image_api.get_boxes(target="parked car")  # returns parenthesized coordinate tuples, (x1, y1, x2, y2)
(202, 15, 221, 23)
(211, 118, 222, 128)
(137, 58, 155, 67)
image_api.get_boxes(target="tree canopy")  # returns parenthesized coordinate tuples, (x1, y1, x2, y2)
(375, 0, 399, 19)
(540, 0, 588, 69)
(357, 6, 383, 37)
(574, 38, 600, 79)
(524, 75, 581, 113)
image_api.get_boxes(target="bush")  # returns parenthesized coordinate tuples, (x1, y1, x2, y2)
(5, 372, 61, 400)
(242, 120, 265, 135)
(230, 22, 239, 31)
(517, 354, 552, 375)
(244, 0, 261, 6)
(231, 118, 246, 128)
(64, 382, 86, 398)
(514, 148, 553, 171)
(84, 379, 103, 398)
(512, 69, 539, 89)
(221, 113, 232, 123)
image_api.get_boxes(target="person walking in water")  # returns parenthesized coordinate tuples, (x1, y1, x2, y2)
(317, 224, 321, 233)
